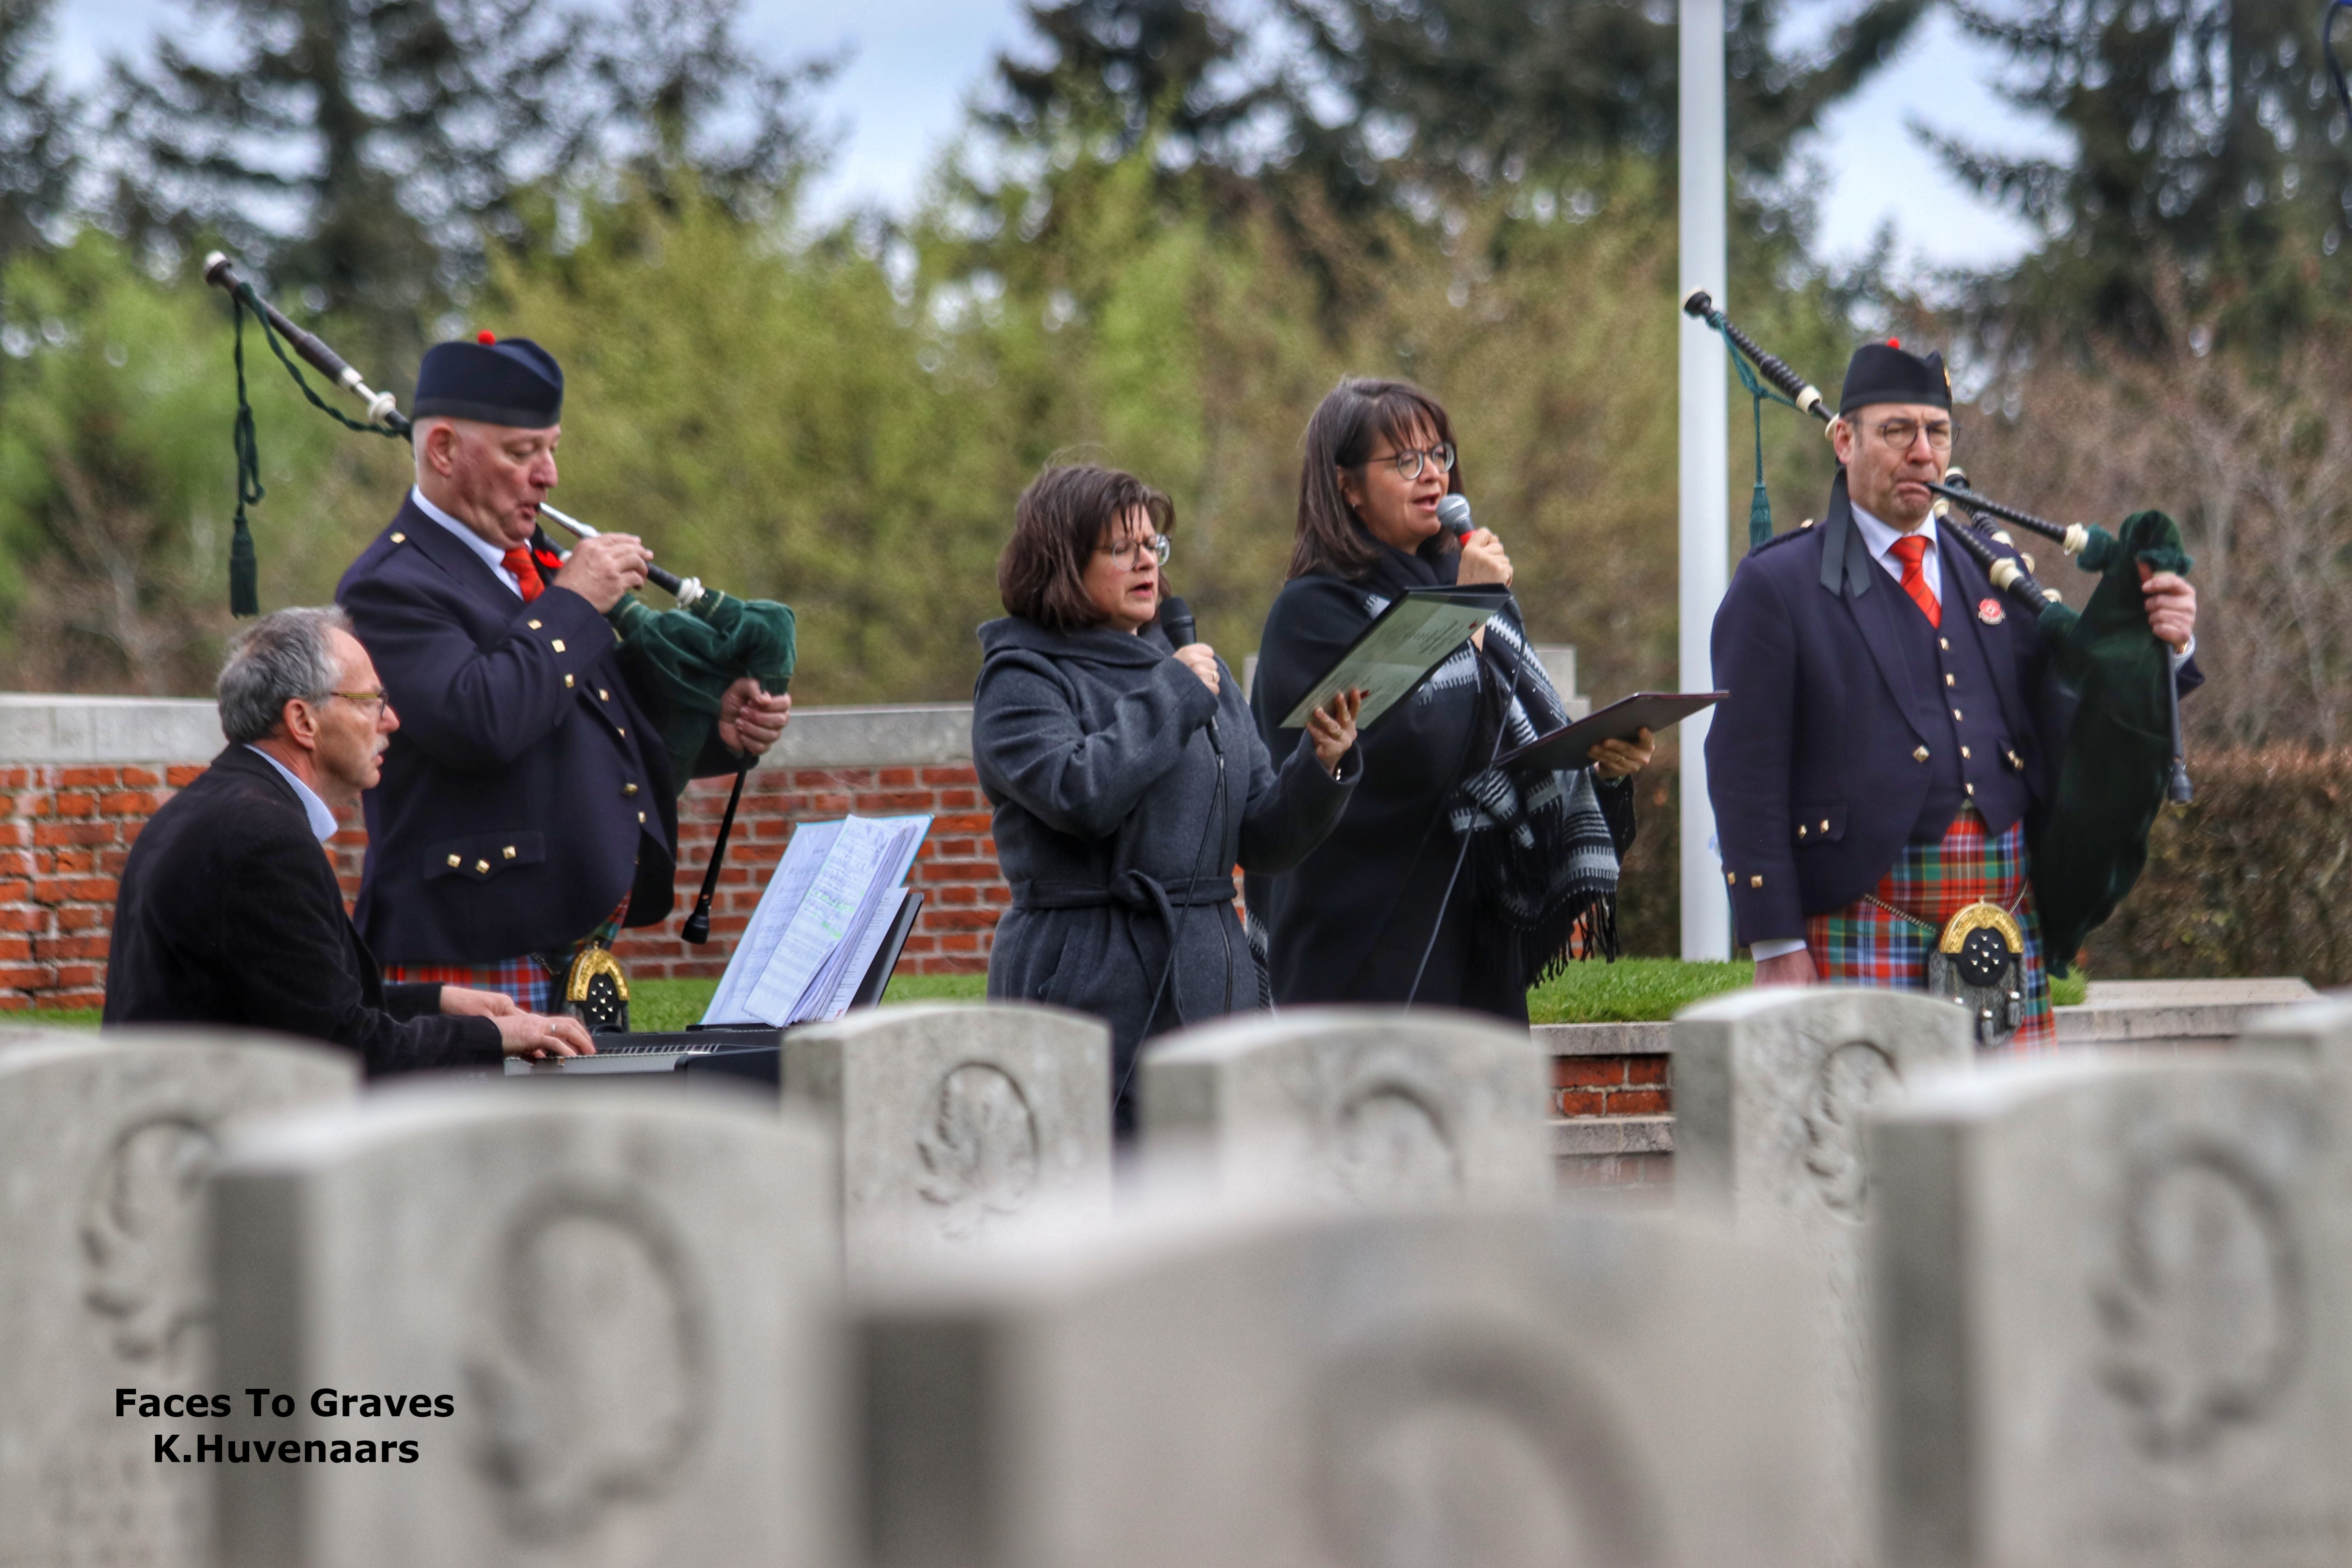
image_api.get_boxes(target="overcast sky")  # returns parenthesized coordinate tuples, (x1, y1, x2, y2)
(51, 0, 2066, 282)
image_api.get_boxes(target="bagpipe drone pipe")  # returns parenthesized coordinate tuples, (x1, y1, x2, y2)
(201, 253, 793, 944)
(1681, 288, 2196, 973)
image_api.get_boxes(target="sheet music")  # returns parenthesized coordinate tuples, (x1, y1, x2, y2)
(699, 813, 930, 1028)
(701, 818, 840, 1025)
(1278, 590, 1502, 731)
(815, 886, 911, 1022)
(784, 815, 927, 1023)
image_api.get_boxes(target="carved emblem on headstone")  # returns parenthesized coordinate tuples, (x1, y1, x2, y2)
(1312, 1334, 1663, 1568)
(80, 1114, 220, 1368)
(916, 1063, 1040, 1241)
(468, 1189, 710, 1542)
(1333, 1082, 1461, 1201)
(2092, 1143, 2305, 1461)
(1800, 1042, 1901, 1221)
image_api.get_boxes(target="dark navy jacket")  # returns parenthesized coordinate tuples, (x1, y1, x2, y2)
(336, 496, 681, 964)
(1706, 473, 2200, 944)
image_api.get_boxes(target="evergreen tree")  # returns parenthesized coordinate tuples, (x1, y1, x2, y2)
(1938, 0, 2352, 346)
(1277, 0, 1929, 201)
(987, 0, 1272, 165)
(0, 0, 78, 264)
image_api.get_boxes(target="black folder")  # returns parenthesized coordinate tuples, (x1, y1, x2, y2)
(1496, 692, 1727, 772)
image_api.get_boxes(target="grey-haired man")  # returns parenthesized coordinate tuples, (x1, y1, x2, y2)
(104, 607, 593, 1073)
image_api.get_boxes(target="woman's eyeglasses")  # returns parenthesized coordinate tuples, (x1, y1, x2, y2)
(1099, 534, 1171, 568)
(1359, 441, 1457, 481)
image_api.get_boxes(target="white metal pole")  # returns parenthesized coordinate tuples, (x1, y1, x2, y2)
(1678, 0, 1731, 962)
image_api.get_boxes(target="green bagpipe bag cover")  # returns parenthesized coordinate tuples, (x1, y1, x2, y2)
(2027, 511, 2191, 975)
(608, 590, 797, 788)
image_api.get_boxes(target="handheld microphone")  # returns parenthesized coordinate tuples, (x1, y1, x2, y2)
(1159, 595, 1220, 753)
(1436, 493, 1474, 540)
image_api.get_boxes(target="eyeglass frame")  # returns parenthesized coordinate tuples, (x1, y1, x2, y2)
(1851, 416, 1956, 455)
(1354, 441, 1459, 481)
(313, 690, 391, 717)
(1097, 533, 1172, 568)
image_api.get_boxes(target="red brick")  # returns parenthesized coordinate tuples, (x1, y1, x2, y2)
(898, 934, 938, 955)
(932, 837, 976, 858)
(50, 964, 100, 988)
(44, 988, 106, 1010)
(929, 812, 992, 835)
(938, 885, 976, 906)
(56, 766, 122, 788)
(1624, 1056, 1670, 1086)
(0, 938, 31, 961)
(0, 767, 30, 788)
(1552, 1056, 1627, 1089)
(939, 933, 979, 953)
(165, 765, 207, 787)
(34, 935, 109, 961)
(0, 966, 52, 988)
(928, 908, 1002, 932)
(120, 766, 162, 787)
(919, 861, 999, 884)
(1609, 1089, 1671, 1116)
(54, 906, 103, 931)
(50, 791, 97, 818)
(877, 767, 916, 786)
(918, 766, 973, 785)
(1555, 1089, 1606, 1116)
(34, 822, 113, 848)
(853, 790, 934, 813)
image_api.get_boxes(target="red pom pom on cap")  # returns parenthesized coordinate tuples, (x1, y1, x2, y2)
(477, 330, 497, 344)
(1886, 337, 1900, 348)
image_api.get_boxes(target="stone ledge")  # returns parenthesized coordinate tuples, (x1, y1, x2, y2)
(2054, 977, 2318, 1049)
(0, 695, 226, 764)
(1549, 1114, 1674, 1157)
(1536, 1021, 1671, 1057)
(0, 694, 977, 770)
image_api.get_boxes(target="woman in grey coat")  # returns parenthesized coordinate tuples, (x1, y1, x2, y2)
(976, 465, 1365, 1134)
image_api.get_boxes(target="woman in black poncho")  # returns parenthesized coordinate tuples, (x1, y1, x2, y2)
(976, 464, 1365, 1132)
(1246, 379, 1655, 1025)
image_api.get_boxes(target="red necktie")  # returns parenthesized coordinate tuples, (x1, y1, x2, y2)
(500, 547, 544, 604)
(1889, 533, 1939, 627)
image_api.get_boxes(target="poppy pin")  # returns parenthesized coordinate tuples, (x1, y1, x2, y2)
(1977, 597, 2005, 625)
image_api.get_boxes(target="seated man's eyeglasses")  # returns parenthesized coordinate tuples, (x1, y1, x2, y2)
(322, 690, 390, 717)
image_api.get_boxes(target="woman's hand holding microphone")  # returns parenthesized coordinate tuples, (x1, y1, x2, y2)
(1174, 638, 1360, 773)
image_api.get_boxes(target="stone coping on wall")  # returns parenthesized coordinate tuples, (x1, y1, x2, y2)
(0, 693, 975, 768)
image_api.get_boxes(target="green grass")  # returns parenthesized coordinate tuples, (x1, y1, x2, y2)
(19, 960, 2084, 1038)
(1525, 958, 1757, 1024)
(628, 971, 989, 1032)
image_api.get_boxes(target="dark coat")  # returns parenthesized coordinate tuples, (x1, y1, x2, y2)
(975, 615, 1360, 1120)
(103, 746, 501, 1076)
(1247, 541, 1635, 1022)
(337, 496, 704, 964)
(1706, 473, 2203, 944)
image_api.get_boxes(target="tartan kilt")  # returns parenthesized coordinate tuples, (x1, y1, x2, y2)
(382, 900, 632, 1016)
(1803, 804, 2055, 1051)
(382, 955, 552, 1014)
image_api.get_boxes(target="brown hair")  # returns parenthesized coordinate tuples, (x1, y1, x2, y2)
(1289, 377, 1463, 581)
(998, 464, 1174, 632)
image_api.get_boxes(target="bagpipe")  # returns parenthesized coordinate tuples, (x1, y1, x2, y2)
(201, 253, 791, 944)
(1682, 288, 2195, 975)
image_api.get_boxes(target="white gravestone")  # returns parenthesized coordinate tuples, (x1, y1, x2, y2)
(1139, 1008, 1550, 1206)
(210, 1089, 838, 1568)
(857, 1204, 1838, 1568)
(1673, 989, 1975, 1564)
(2240, 996, 2352, 1070)
(782, 1002, 1112, 1274)
(1870, 1054, 2352, 1568)
(0, 1030, 356, 1568)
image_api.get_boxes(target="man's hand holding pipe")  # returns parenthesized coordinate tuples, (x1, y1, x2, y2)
(719, 679, 791, 757)
(550, 532, 652, 612)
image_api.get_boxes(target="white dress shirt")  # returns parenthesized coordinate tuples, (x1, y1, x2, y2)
(410, 486, 523, 597)
(245, 746, 340, 844)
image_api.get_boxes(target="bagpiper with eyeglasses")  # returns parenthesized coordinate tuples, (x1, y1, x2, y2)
(1706, 340, 2200, 1047)
(333, 334, 792, 1016)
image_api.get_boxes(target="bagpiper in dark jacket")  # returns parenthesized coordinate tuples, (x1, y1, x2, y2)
(1248, 538, 1636, 1024)
(975, 614, 1361, 1126)
(103, 745, 501, 1075)
(336, 495, 733, 964)
(1705, 471, 2204, 946)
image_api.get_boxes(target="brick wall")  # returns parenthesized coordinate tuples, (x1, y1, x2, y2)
(0, 698, 1005, 1013)
(1550, 1053, 1670, 1119)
